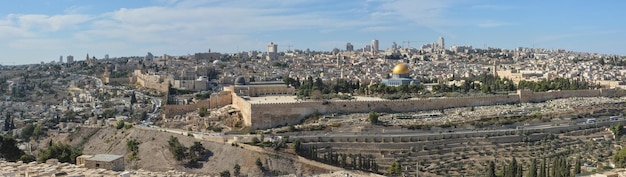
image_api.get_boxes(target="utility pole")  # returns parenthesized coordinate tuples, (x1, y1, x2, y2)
(416, 161, 419, 177)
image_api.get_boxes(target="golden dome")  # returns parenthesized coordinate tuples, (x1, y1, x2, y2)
(392, 63, 410, 75)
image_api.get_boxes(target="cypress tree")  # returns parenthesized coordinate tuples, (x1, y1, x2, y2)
(527, 159, 537, 177)
(486, 161, 496, 177)
(538, 158, 546, 177)
(574, 156, 582, 174)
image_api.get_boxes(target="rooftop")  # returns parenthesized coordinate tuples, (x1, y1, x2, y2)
(87, 154, 123, 162)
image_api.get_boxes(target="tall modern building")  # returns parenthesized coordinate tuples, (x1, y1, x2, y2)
(66, 55, 74, 64)
(104, 54, 109, 60)
(346, 42, 354, 52)
(59, 55, 63, 63)
(371, 39, 379, 54)
(145, 52, 154, 61)
(438, 37, 445, 50)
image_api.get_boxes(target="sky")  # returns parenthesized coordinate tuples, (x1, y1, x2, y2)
(0, 0, 625, 65)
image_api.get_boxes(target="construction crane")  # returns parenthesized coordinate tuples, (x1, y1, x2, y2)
(402, 40, 424, 49)
(286, 44, 293, 52)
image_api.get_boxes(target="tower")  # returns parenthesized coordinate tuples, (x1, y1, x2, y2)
(66, 55, 74, 64)
(438, 37, 445, 50)
(346, 42, 354, 52)
(267, 42, 278, 60)
(59, 55, 63, 63)
(267, 42, 278, 53)
(371, 39, 379, 54)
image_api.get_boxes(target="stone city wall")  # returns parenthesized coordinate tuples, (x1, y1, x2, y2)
(244, 89, 625, 129)
(247, 94, 519, 129)
(209, 91, 232, 108)
(133, 70, 168, 93)
(162, 99, 210, 117)
(518, 89, 601, 102)
(231, 92, 253, 127)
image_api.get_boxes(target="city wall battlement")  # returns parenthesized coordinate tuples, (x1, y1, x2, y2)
(238, 89, 625, 129)
(168, 88, 624, 130)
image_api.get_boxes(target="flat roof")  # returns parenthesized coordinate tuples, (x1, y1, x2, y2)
(86, 154, 123, 162)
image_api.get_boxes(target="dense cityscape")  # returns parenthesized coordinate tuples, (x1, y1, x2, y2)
(3, 1, 626, 177)
(1, 36, 626, 176)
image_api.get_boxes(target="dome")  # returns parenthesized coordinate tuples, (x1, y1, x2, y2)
(234, 76, 246, 85)
(392, 63, 410, 75)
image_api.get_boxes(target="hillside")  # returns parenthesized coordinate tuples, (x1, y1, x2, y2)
(44, 126, 330, 176)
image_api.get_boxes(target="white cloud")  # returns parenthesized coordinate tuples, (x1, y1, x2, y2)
(0, 0, 391, 63)
(374, 0, 462, 37)
(14, 14, 90, 31)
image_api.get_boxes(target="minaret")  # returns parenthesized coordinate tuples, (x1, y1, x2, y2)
(493, 62, 498, 77)
(340, 68, 344, 79)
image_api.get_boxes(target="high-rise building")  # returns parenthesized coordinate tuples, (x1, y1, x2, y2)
(59, 55, 63, 63)
(371, 39, 379, 54)
(346, 42, 354, 52)
(438, 37, 445, 50)
(145, 52, 154, 61)
(104, 54, 109, 60)
(391, 42, 398, 50)
(66, 55, 74, 64)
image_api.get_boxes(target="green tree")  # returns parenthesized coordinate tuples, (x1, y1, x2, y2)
(0, 135, 26, 161)
(116, 121, 125, 129)
(167, 136, 187, 161)
(386, 161, 402, 176)
(19, 154, 36, 162)
(199, 106, 208, 117)
(486, 160, 496, 177)
(527, 159, 537, 177)
(538, 158, 546, 177)
(293, 138, 302, 154)
(610, 123, 623, 137)
(20, 123, 36, 140)
(130, 92, 137, 105)
(38, 142, 82, 163)
(233, 163, 241, 176)
(32, 124, 44, 140)
(574, 156, 582, 174)
(368, 111, 379, 125)
(615, 148, 626, 168)
(4, 113, 12, 131)
(220, 170, 231, 177)
(255, 157, 264, 171)
(127, 139, 140, 161)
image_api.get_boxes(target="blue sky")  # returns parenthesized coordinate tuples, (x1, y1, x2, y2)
(0, 0, 625, 65)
